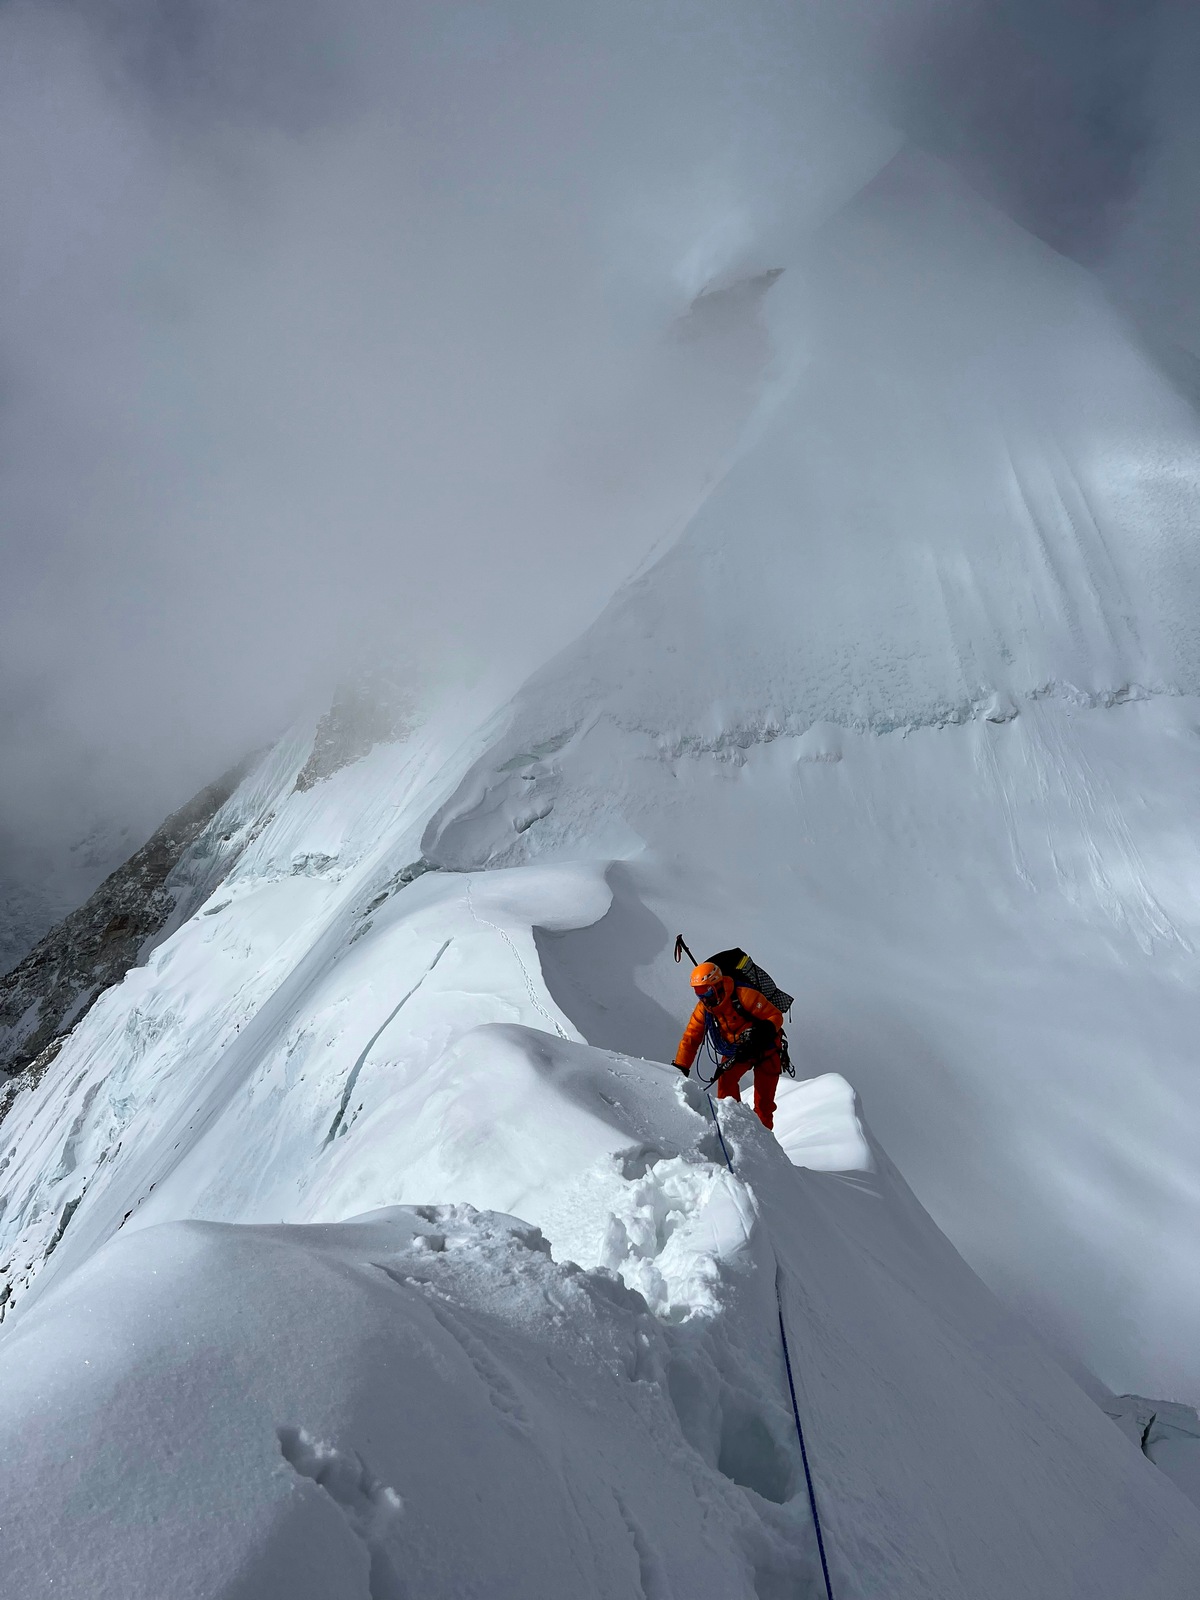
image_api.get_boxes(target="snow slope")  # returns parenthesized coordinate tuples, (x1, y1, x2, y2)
(486, 153, 1200, 751)
(4, 1020, 1199, 1599)
(1, 733, 1199, 1594)
(437, 694, 1200, 1403)
(415, 153, 1200, 1401)
(3, 148, 1200, 1593)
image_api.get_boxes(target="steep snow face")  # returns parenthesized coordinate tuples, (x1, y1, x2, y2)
(501, 153, 1200, 748)
(2, 693, 1200, 1589)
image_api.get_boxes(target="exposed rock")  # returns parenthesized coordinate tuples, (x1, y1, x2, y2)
(0, 818, 140, 978)
(0, 672, 401, 1120)
(0, 758, 254, 1092)
(673, 267, 785, 341)
(294, 666, 412, 792)
(0, 1036, 69, 1122)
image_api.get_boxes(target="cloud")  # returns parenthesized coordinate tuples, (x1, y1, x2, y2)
(1103, 1, 1200, 359)
(889, 0, 1161, 262)
(0, 0, 1183, 888)
(0, 0, 906, 858)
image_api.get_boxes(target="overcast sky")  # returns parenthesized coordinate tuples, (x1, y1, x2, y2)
(0, 0, 1195, 898)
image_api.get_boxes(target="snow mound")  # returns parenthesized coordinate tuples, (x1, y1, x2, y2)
(775, 1073, 870, 1173)
(0, 1201, 818, 1600)
(3, 1086, 1198, 1600)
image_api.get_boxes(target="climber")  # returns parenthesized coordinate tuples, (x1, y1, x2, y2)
(673, 960, 784, 1130)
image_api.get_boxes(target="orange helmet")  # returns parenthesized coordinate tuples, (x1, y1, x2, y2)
(691, 962, 728, 1007)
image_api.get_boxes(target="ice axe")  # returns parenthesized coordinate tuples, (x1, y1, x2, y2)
(672, 933, 733, 1111)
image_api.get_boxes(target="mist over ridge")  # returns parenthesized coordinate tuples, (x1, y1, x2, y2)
(1, 0, 1198, 953)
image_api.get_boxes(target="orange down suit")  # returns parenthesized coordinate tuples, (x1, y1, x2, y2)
(673, 978, 784, 1130)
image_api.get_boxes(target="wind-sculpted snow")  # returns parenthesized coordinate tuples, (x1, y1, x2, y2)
(0, 1202, 819, 1600)
(2, 1076, 1198, 1598)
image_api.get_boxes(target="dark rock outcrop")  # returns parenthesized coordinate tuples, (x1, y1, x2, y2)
(0, 671, 410, 1125)
(0, 819, 141, 979)
(0, 760, 253, 1099)
(294, 667, 411, 793)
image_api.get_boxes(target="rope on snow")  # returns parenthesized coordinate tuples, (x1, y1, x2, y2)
(775, 1267, 836, 1600)
(704, 1092, 836, 1600)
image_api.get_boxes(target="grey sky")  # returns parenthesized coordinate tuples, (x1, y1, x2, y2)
(0, 0, 1195, 936)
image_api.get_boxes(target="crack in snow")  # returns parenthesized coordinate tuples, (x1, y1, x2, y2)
(324, 940, 451, 1145)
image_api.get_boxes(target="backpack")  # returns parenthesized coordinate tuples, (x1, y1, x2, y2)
(708, 947, 795, 1077)
(708, 948, 793, 1014)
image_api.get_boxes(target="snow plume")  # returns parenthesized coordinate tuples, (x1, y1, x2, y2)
(0, 0, 907, 880)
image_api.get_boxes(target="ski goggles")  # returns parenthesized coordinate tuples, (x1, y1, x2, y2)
(696, 986, 721, 1007)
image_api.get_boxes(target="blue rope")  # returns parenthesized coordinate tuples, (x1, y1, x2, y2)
(704, 1094, 836, 1600)
(705, 1092, 734, 1171)
(776, 1268, 836, 1600)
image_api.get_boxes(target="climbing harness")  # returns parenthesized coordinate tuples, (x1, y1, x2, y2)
(703, 1092, 836, 1600)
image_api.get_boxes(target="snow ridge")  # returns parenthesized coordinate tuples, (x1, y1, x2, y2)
(0, 748, 1197, 1598)
(4, 142, 1200, 1597)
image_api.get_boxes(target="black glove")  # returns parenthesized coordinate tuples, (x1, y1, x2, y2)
(673, 1061, 690, 1077)
(732, 1021, 774, 1064)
